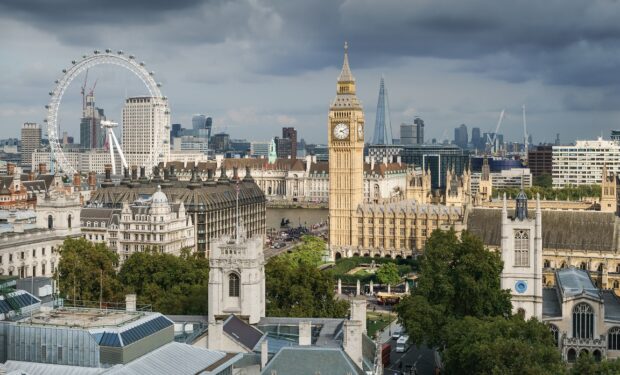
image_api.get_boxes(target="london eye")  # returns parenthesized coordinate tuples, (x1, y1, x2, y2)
(44, 49, 170, 176)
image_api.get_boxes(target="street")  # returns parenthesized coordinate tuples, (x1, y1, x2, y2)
(377, 321, 437, 375)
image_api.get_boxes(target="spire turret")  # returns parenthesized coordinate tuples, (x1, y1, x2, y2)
(338, 41, 355, 83)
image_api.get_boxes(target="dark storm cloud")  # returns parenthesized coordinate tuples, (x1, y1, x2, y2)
(5, 0, 620, 90)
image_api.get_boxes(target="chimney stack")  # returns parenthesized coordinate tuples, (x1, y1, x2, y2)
(73, 173, 81, 190)
(88, 171, 97, 190)
(260, 340, 269, 370)
(38, 163, 47, 174)
(104, 164, 112, 181)
(343, 320, 363, 370)
(6, 163, 15, 176)
(350, 298, 367, 334)
(233, 166, 239, 181)
(125, 294, 136, 312)
(299, 321, 312, 346)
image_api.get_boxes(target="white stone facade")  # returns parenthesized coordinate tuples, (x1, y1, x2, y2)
(500, 194, 543, 320)
(81, 187, 195, 262)
(0, 191, 81, 278)
(208, 227, 265, 324)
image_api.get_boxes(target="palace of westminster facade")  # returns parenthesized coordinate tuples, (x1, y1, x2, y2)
(327, 45, 620, 293)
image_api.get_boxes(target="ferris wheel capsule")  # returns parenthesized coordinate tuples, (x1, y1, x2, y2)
(71, 60, 76, 65)
(94, 50, 100, 54)
(105, 49, 111, 53)
(139, 62, 145, 66)
(118, 50, 123, 55)
(62, 69, 67, 73)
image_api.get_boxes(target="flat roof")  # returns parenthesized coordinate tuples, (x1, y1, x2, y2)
(17, 307, 146, 329)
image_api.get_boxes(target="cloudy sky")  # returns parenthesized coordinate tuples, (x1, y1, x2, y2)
(1, 0, 620, 145)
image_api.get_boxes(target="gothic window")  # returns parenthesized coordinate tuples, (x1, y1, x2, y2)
(47, 215, 53, 230)
(228, 273, 240, 297)
(598, 263, 604, 272)
(544, 259, 551, 268)
(580, 262, 587, 270)
(573, 303, 594, 339)
(514, 230, 530, 267)
(549, 324, 559, 346)
(615, 280, 620, 289)
(608, 327, 620, 350)
(67, 215, 72, 229)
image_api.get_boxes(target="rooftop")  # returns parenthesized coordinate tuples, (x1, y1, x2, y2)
(18, 307, 147, 329)
(556, 268, 599, 299)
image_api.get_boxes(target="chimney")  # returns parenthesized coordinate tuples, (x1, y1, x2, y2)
(139, 166, 146, 180)
(243, 166, 253, 182)
(350, 298, 367, 334)
(233, 166, 239, 181)
(260, 339, 269, 369)
(131, 166, 138, 181)
(88, 171, 97, 190)
(370, 158, 375, 171)
(343, 320, 363, 370)
(6, 163, 15, 176)
(125, 294, 136, 312)
(28, 171, 35, 181)
(207, 320, 224, 350)
(73, 173, 81, 190)
(38, 163, 47, 174)
(299, 321, 312, 346)
(104, 164, 112, 181)
(382, 156, 388, 166)
(397, 155, 402, 166)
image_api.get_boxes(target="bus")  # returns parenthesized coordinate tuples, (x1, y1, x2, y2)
(396, 335, 410, 353)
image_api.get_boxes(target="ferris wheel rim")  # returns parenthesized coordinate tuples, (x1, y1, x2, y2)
(45, 51, 169, 177)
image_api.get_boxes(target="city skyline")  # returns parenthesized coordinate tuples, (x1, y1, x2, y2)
(2, 1, 620, 144)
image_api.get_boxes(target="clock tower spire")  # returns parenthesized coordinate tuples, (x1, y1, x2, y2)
(328, 42, 365, 258)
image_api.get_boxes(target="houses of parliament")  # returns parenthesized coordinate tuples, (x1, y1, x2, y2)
(327, 44, 620, 292)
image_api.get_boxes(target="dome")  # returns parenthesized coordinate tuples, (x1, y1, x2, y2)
(151, 185, 168, 205)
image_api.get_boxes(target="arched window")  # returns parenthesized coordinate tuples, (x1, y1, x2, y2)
(617, 264, 620, 273)
(544, 259, 551, 269)
(549, 324, 559, 346)
(598, 263, 604, 272)
(47, 215, 53, 230)
(514, 230, 529, 267)
(67, 214, 72, 229)
(580, 262, 587, 270)
(609, 327, 620, 350)
(561, 262, 567, 269)
(228, 273, 240, 297)
(567, 348, 576, 362)
(573, 303, 594, 339)
(614, 280, 620, 289)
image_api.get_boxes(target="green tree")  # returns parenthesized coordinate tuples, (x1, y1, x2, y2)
(376, 262, 400, 286)
(396, 230, 512, 347)
(533, 173, 553, 188)
(286, 235, 325, 267)
(56, 237, 120, 303)
(570, 353, 620, 375)
(118, 248, 210, 314)
(442, 316, 566, 375)
(266, 249, 348, 318)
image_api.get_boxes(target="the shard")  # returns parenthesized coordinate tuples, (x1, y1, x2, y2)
(372, 76, 393, 145)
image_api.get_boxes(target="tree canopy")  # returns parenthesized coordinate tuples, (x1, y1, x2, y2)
(442, 316, 565, 375)
(56, 237, 120, 303)
(117, 248, 210, 314)
(266, 236, 348, 318)
(494, 184, 601, 201)
(376, 262, 400, 286)
(396, 230, 512, 347)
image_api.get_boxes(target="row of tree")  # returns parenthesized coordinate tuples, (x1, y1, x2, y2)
(56, 235, 347, 318)
(494, 184, 601, 201)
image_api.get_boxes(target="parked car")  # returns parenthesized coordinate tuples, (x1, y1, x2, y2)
(391, 331, 401, 340)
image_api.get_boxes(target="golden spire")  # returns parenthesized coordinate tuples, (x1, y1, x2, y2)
(338, 41, 355, 82)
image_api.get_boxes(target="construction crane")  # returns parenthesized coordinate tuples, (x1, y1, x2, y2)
(80, 69, 89, 112)
(486, 109, 505, 155)
(522, 105, 529, 163)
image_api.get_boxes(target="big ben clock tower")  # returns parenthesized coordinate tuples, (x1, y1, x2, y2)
(328, 42, 365, 257)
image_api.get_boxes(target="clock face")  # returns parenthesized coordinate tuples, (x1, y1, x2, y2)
(515, 280, 528, 294)
(357, 125, 363, 139)
(333, 123, 349, 140)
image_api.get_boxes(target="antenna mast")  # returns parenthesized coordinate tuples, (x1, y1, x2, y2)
(522, 105, 528, 163)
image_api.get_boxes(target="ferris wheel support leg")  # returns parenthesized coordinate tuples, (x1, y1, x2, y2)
(108, 131, 116, 175)
(110, 130, 128, 171)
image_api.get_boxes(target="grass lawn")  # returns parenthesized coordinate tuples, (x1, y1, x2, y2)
(367, 310, 396, 338)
